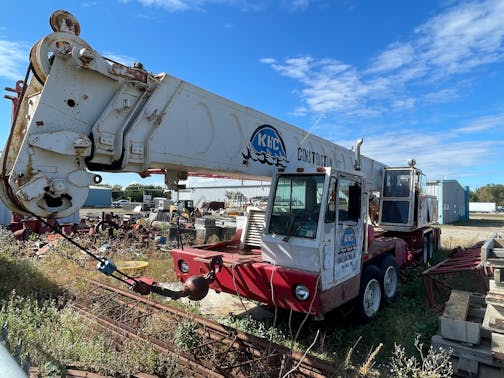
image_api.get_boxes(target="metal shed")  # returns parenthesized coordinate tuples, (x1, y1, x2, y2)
(176, 179, 271, 209)
(0, 199, 79, 226)
(84, 185, 112, 208)
(426, 180, 469, 224)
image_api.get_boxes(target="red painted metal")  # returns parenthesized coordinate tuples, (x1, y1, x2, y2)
(144, 168, 256, 181)
(171, 230, 426, 316)
(4, 80, 24, 116)
(382, 226, 441, 261)
(362, 236, 408, 266)
(170, 224, 439, 316)
(171, 245, 323, 315)
(422, 244, 488, 308)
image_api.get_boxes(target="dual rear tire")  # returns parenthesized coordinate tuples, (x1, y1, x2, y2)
(422, 233, 435, 264)
(357, 254, 399, 322)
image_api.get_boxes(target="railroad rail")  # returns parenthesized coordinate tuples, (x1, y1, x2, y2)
(71, 279, 337, 377)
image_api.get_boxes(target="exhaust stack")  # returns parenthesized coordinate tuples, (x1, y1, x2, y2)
(354, 138, 363, 171)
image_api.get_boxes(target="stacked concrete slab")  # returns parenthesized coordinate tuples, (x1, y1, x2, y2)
(432, 233, 504, 377)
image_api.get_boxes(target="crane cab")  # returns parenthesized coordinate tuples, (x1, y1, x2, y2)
(379, 167, 438, 232)
(262, 167, 365, 301)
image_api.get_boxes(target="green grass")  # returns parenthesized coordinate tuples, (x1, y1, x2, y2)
(0, 225, 473, 376)
(262, 262, 440, 369)
(218, 248, 479, 375)
(0, 228, 181, 376)
(0, 293, 178, 376)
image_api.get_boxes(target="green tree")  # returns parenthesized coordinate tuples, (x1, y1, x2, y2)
(124, 184, 166, 202)
(111, 184, 124, 201)
(469, 190, 478, 202)
(473, 184, 504, 206)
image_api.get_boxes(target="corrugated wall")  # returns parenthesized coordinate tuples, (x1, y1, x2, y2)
(441, 181, 468, 224)
(426, 180, 468, 224)
(84, 186, 112, 208)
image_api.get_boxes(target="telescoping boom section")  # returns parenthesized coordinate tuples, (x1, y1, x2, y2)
(1, 10, 439, 320)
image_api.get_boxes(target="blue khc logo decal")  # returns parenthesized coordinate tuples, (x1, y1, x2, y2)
(340, 228, 357, 253)
(242, 124, 289, 168)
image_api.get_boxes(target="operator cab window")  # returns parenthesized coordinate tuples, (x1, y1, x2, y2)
(269, 174, 324, 239)
(382, 169, 412, 224)
(338, 178, 361, 224)
(325, 177, 337, 223)
(383, 170, 411, 198)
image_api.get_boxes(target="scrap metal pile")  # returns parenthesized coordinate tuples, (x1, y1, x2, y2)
(9, 210, 241, 251)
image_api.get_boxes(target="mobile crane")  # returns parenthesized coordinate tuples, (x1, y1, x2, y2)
(1, 10, 439, 321)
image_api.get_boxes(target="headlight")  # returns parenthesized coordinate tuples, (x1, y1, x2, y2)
(294, 284, 310, 301)
(178, 260, 190, 273)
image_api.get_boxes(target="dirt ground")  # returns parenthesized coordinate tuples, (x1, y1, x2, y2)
(439, 213, 504, 249)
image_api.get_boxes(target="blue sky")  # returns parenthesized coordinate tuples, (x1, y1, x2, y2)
(0, 0, 503, 191)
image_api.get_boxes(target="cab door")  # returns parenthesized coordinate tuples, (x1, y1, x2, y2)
(333, 174, 364, 284)
(320, 175, 337, 289)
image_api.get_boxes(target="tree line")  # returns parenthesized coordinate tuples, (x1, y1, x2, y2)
(99, 184, 169, 203)
(470, 184, 504, 206)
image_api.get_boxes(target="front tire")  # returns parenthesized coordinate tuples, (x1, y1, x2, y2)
(357, 264, 382, 322)
(378, 254, 399, 304)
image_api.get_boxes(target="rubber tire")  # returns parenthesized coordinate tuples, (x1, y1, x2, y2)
(94, 220, 113, 234)
(377, 254, 399, 305)
(357, 264, 382, 322)
(422, 235, 429, 264)
(433, 232, 441, 252)
(427, 233, 434, 260)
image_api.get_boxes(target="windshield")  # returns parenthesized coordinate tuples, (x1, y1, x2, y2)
(383, 169, 412, 198)
(268, 174, 324, 239)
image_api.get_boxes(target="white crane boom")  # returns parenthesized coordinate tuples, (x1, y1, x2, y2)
(0, 10, 386, 218)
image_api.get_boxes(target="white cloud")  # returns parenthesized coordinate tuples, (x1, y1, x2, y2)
(391, 98, 415, 111)
(415, 0, 504, 76)
(457, 113, 504, 133)
(270, 56, 314, 80)
(280, 0, 310, 12)
(259, 57, 277, 64)
(261, 0, 504, 118)
(137, 0, 193, 12)
(132, 0, 282, 12)
(0, 40, 29, 81)
(336, 128, 503, 181)
(102, 52, 137, 66)
(422, 88, 459, 104)
(367, 42, 414, 74)
(131, 0, 319, 12)
(289, 106, 308, 117)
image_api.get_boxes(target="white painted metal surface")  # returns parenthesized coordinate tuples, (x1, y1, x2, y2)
(0, 16, 386, 219)
(0, 343, 26, 378)
(470, 202, 496, 213)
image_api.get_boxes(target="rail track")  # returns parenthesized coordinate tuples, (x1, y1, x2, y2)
(70, 279, 337, 377)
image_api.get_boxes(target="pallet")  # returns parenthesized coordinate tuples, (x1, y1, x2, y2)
(432, 290, 504, 377)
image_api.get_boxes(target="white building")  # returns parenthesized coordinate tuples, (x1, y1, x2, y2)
(469, 202, 496, 213)
(176, 178, 271, 208)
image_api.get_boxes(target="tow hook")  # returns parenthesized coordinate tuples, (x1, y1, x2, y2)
(129, 255, 223, 301)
